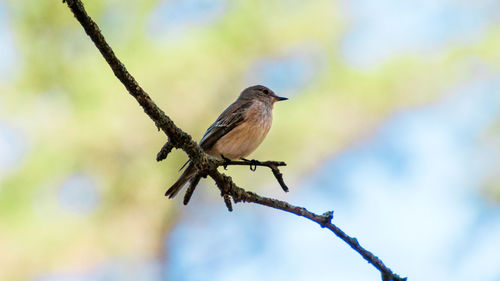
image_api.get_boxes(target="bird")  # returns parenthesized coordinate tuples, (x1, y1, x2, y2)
(165, 85, 288, 198)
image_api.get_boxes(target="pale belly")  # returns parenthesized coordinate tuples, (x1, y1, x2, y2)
(207, 116, 272, 160)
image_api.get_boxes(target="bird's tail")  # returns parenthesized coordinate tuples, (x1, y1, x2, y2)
(165, 162, 197, 198)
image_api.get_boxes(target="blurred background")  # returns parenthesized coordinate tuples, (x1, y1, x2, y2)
(1, 0, 500, 280)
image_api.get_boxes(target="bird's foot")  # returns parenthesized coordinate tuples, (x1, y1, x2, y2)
(241, 158, 258, 171)
(221, 154, 231, 170)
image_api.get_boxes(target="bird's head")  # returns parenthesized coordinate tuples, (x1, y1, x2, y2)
(238, 85, 288, 106)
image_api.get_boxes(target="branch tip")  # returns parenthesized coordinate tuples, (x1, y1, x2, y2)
(223, 194, 233, 212)
(156, 141, 174, 161)
(269, 165, 289, 192)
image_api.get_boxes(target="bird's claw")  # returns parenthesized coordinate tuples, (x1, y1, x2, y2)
(241, 158, 258, 171)
(221, 154, 231, 170)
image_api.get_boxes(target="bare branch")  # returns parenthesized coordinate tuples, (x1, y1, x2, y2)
(62, 1, 407, 280)
(208, 171, 407, 281)
(63, 0, 210, 168)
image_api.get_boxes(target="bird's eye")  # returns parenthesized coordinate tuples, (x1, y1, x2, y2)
(263, 89, 269, 95)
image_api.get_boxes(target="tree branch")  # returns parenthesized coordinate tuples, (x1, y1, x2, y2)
(62, 1, 407, 280)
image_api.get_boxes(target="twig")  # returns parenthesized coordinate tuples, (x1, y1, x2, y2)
(156, 141, 174, 161)
(219, 159, 289, 192)
(62, 1, 407, 280)
(220, 160, 287, 168)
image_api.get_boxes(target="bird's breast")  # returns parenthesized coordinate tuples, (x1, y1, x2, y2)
(209, 101, 273, 159)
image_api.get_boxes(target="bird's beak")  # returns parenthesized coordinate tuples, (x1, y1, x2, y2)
(276, 96, 288, 101)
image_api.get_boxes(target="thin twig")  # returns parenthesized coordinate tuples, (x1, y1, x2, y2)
(219, 159, 289, 192)
(220, 160, 287, 167)
(62, 1, 407, 280)
(268, 164, 288, 192)
(157, 141, 174, 161)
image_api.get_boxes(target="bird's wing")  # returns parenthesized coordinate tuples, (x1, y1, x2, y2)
(199, 100, 253, 150)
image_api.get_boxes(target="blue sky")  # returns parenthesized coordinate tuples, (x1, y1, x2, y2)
(340, 0, 499, 69)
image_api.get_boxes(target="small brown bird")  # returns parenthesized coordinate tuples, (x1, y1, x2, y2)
(165, 85, 288, 198)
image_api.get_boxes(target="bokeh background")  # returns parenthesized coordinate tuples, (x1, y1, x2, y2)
(1, 0, 500, 280)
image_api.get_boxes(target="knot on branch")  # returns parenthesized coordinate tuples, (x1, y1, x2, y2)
(319, 211, 334, 227)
